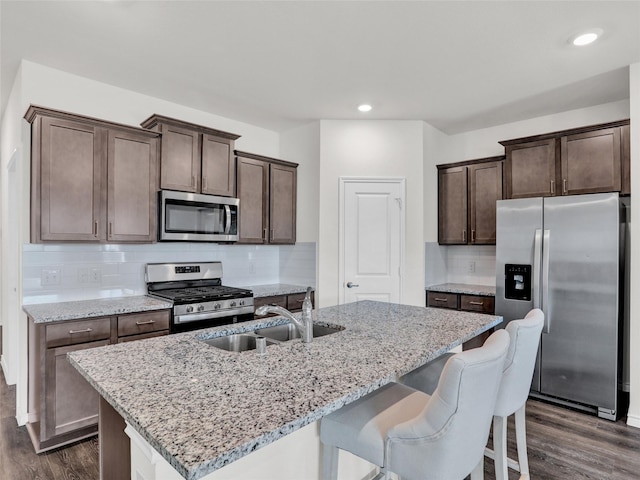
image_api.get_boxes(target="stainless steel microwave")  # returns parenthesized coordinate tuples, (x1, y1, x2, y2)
(158, 190, 239, 242)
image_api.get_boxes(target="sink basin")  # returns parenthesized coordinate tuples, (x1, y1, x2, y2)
(254, 323, 344, 342)
(202, 334, 277, 352)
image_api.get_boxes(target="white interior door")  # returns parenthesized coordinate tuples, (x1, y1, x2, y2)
(340, 178, 404, 304)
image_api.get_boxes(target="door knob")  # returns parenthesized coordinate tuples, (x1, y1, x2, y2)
(346, 282, 360, 288)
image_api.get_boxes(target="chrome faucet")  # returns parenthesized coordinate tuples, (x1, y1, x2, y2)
(255, 287, 314, 343)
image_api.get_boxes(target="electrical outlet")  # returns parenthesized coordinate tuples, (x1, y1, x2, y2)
(41, 268, 61, 286)
(90, 268, 102, 283)
(77, 267, 89, 283)
(467, 261, 476, 273)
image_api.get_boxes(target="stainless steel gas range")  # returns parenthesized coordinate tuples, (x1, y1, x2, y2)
(145, 261, 254, 333)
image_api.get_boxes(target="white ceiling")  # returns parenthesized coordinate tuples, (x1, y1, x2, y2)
(2, 1, 639, 134)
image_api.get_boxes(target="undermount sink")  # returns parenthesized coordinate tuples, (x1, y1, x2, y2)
(254, 323, 344, 342)
(202, 334, 277, 352)
(201, 323, 345, 352)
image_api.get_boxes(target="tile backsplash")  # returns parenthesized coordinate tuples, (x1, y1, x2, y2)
(23, 242, 316, 304)
(425, 242, 496, 287)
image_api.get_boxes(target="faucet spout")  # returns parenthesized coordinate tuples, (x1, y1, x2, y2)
(255, 304, 313, 343)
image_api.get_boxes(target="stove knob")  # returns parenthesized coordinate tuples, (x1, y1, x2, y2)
(214, 303, 221, 310)
(186, 306, 194, 313)
(230, 301, 237, 307)
(197, 305, 205, 312)
(239, 300, 245, 306)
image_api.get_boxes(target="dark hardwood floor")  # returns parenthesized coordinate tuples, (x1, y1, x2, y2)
(0, 370, 99, 480)
(1, 367, 639, 479)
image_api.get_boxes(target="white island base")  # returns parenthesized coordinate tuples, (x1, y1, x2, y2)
(125, 418, 383, 480)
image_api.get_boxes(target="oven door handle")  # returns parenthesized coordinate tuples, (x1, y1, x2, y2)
(174, 306, 254, 324)
(224, 205, 231, 235)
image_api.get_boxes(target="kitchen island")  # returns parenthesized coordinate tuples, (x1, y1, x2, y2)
(68, 300, 502, 480)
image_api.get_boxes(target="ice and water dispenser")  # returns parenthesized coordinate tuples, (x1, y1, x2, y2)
(504, 264, 532, 301)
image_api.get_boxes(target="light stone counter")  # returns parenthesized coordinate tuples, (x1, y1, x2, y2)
(240, 283, 312, 298)
(22, 296, 173, 323)
(69, 300, 501, 480)
(427, 283, 496, 297)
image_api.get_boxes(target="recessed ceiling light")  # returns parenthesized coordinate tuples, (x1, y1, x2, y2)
(571, 28, 603, 46)
(358, 104, 372, 113)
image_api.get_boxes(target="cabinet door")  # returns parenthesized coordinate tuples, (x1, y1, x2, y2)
(269, 164, 297, 244)
(237, 156, 268, 243)
(159, 124, 200, 193)
(468, 161, 502, 245)
(44, 339, 109, 439)
(438, 166, 468, 244)
(107, 130, 158, 242)
(202, 134, 235, 197)
(38, 116, 104, 241)
(561, 128, 621, 196)
(505, 139, 556, 199)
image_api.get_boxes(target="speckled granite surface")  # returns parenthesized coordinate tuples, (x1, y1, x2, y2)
(427, 283, 496, 297)
(240, 283, 312, 298)
(23, 296, 173, 323)
(69, 300, 501, 480)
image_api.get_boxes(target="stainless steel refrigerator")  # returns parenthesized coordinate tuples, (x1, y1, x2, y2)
(495, 192, 628, 420)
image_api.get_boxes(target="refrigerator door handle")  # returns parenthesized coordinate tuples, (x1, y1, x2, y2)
(533, 229, 542, 310)
(542, 229, 551, 333)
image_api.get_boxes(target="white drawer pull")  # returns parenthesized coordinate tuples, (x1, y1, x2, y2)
(69, 328, 92, 334)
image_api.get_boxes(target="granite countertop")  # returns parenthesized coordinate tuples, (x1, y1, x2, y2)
(22, 296, 173, 323)
(241, 283, 313, 298)
(427, 283, 496, 297)
(69, 300, 501, 480)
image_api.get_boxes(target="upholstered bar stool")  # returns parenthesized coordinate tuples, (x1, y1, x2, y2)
(401, 309, 544, 480)
(319, 330, 510, 480)
(486, 309, 544, 480)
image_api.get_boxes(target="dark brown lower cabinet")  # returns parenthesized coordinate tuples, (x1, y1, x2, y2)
(253, 292, 315, 318)
(27, 310, 170, 453)
(426, 290, 495, 350)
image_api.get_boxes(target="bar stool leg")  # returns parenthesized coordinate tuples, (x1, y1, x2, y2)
(321, 443, 339, 480)
(493, 415, 509, 480)
(470, 458, 484, 480)
(514, 404, 530, 479)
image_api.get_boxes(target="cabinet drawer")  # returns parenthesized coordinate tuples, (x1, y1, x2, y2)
(46, 317, 111, 348)
(117, 330, 169, 343)
(117, 311, 170, 338)
(460, 295, 495, 314)
(254, 295, 287, 317)
(427, 292, 458, 309)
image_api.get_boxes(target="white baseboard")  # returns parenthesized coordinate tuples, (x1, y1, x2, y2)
(16, 412, 29, 426)
(627, 413, 640, 429)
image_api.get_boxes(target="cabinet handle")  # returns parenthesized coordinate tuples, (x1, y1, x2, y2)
(563, 179, 567, 194)
(270, 229, 274, 241)
(136, 320, 155, 326)
(463, 230, 467, 242)
(94, 221, 98, 236)
(469, 301, 484, 306)
(263, 228, 267, 241)
(471, 230, 476, 243)
(433, 297, 448, 302)
(109, 222, 112, 236)
(550, 180, 555, 195)
(69, 328, 93, 334)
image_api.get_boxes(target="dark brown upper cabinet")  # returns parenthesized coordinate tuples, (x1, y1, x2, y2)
(25, 106, 160, 243)
(236, 151, 298, 245)
(501, 120, 630, 199)
(438, 157, 503, 245)
(140, 115, 240, 197)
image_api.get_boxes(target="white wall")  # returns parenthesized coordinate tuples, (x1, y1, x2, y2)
(318, 120, 425, 308)
(627, 62, 640, 428)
